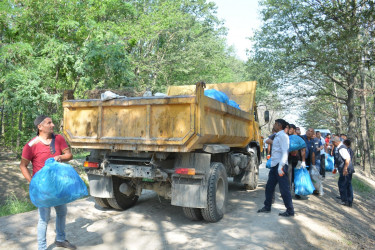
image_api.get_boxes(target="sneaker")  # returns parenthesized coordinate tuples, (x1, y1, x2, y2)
(279, 211, 294, 217)
(257, 207, 271, 213)
(55, 240, 77, 249)
(295, 194, 301, 199)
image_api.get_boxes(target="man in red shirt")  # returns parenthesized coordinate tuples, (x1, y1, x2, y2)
(19, 115, 76, 250)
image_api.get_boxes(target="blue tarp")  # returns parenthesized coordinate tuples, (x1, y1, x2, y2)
(204, 89, 241, 110)
(204, 89, 229, 104)
(228, 100, 240, 109)
(289, 135, 306, 152)
(30, 158, 88, 207)
(294, 167, 315, 196)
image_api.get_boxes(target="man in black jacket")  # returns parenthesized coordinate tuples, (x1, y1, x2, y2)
(332, 136, 354, 207)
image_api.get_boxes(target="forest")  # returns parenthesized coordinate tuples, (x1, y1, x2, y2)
(1, 0, 374, 175)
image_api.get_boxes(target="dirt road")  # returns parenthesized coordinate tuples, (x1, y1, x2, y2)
(0, 158, 374, 249)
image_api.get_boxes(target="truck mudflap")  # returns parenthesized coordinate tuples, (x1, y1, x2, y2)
(87, 174, 114, 198)
(171, 175, 207, 208)
(171, 152, 211, 208)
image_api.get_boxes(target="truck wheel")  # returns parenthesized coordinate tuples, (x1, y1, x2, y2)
(245, 148, 259, 190)
(94, 197, 111, 208)
(201, 162, 228, 222)
(107, 177, 139, 210)
(182, 207, 204, 221)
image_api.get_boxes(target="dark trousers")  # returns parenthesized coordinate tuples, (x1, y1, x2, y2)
(264, 164, 294, 214)
(320, 154, 326, 177)
(338, 173, 353, 203)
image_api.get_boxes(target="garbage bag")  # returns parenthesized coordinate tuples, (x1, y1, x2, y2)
(294, 167, 315, 196)
(101, 91, 126, 101)
(266, 158, 272, 169)
(228, 100, 240, 109)
(325, 154, 334, 171)
(289, 135, 306, 151)
(310, 165, 324, 195)
(204, 89, 229, 104)
(30, 158, 88, 208)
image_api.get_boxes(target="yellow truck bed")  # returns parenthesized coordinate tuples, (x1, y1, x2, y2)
(63, 81, 259, 152)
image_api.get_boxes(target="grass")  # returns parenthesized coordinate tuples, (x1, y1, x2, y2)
(352, 177, 374, 193)
(0, 194, 36, 217)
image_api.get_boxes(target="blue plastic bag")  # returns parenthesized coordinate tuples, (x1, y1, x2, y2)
(325, 154, 334, 171)
(294, 167, 315, 196)
(266, 158, 272, 169)
(204, 89, 229, 104)
(289, 135, 306, 151)
(228, 100, 240, 109)
(30, 158, 88, 207)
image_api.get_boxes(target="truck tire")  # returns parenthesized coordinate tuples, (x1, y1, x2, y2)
(245, 148, 259, 190)
(94, 197, 111, 208)
(201, 162, 228, 222)
(107, 177, 139, 210)
(182, 207, 204, 221)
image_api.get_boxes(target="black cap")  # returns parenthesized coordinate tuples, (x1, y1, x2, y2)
(34, 115, 48, 127)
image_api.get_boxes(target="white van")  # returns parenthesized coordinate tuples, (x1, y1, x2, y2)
(315, 129, 331, 138)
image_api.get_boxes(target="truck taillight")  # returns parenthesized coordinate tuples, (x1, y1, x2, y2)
(84, 161, 99, 168)
(175, 168, 195, 175)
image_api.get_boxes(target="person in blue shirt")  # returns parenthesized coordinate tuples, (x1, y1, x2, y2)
(302, 128, 322, 195)
(302, 128, 317, 172)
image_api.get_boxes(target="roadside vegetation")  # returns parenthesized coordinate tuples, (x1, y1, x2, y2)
(352, 177, 374, 194)
(0, 194, 35, 217)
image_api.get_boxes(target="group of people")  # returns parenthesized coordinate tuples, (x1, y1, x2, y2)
(258, 119, 355, 217)
(18, 114, 356, 248)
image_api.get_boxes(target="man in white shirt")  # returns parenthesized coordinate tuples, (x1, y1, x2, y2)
(258, 119, 294, 217)
(332, 136, 354, 207)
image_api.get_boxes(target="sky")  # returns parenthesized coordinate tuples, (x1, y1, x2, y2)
(211, 0, 302, 128)
(211, 0, 262, 61)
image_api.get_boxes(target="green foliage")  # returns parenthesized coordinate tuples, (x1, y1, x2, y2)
(72, 149, 90, 159)
(0, 194, 36, 217)
(251, 1, 375, 129)
(0, 0, 248, 154)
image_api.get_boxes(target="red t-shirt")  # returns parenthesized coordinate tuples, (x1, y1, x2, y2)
(22, 134, 69, 176)
(325, 137, 330, 145)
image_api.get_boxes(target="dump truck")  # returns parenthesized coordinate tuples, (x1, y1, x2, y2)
(63, 81, 263, 222)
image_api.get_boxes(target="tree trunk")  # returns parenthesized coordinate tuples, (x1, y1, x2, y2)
(346, 75, 362, 170)
(359, 68, 372, 176)
(333, 82, 342, 134)
(346, 76, 357, 154)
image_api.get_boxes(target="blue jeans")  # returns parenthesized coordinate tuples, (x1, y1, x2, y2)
(38, 204, 67, 250)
